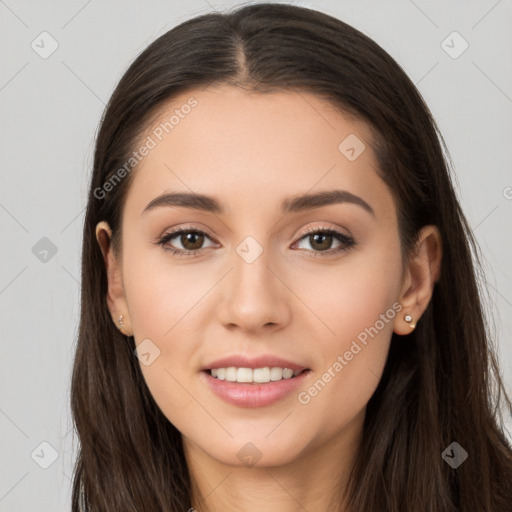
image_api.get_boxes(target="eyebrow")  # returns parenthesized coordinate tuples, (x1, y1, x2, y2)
(142, 189, 375, 217)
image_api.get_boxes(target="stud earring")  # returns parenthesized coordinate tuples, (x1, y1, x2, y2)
(117, 314, 124, 328)
(404, 314, 416, 329)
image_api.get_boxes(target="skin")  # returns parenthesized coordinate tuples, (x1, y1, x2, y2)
(95, 84, 442, 511)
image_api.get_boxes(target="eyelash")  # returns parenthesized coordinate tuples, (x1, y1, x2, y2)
(154, 225, 356, 258)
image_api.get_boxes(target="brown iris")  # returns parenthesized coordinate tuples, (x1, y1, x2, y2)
(309, 232, 333, 251)
(180, 231, 205, 250)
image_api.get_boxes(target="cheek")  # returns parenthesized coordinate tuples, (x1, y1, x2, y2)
(121, 246, 213, 425)
(122, 242, 206, 340)
(301, 234, 402, 345)
(292, 237, 401, 422)
(122, 257, 205, 432)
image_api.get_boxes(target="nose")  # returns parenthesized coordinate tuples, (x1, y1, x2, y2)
(216, 247, 291, 334)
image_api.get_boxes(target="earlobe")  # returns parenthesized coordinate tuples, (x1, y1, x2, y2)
(394, 310, 418, 336)
(95, 221, 134, 337)
(393, 225, 442, 335)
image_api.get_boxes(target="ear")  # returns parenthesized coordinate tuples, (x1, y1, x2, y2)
(394, 225, 442, 335)
(95, 221, 133, 336)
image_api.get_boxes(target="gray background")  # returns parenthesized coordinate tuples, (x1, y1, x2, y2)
(1, 0, 511, 510)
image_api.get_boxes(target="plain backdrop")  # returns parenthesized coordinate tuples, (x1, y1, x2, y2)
(0, 0, 511, 510)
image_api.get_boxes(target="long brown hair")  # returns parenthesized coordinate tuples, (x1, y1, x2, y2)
(71, 3, 512, 510)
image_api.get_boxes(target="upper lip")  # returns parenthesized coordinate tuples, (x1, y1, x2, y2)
(203, 355, 309, 372)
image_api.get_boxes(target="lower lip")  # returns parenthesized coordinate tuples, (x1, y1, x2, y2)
(201, 370, 310, 408)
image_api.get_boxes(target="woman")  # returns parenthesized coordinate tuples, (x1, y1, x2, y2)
(71, 3, 512, 511)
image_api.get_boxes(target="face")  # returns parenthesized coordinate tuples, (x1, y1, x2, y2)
(103, 84, 407, 468)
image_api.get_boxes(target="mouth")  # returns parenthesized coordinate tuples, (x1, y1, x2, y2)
(204, 366, 309, 384)
(200, 366, 312, 408)
(201, 355, 311, 407)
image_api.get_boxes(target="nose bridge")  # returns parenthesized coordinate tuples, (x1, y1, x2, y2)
(217, 235, 289, 330)
(231, 237, 278, 303)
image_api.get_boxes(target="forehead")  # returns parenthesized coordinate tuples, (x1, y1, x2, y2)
(123, 84, 394, 221)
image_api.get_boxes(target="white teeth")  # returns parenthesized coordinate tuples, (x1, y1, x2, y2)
(209, 366, 304, 383)
(225, 367, 237, 382)
(269, 367, 283, 381)
(253, 367, 270, 383)
(237, 367, 253, 382)
(282, 368, 294, 379)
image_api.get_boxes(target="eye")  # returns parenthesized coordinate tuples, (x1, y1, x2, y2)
(292, 227, 356, 256)
(155, 227, 217, 257)
(155, 225, 356, 258)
